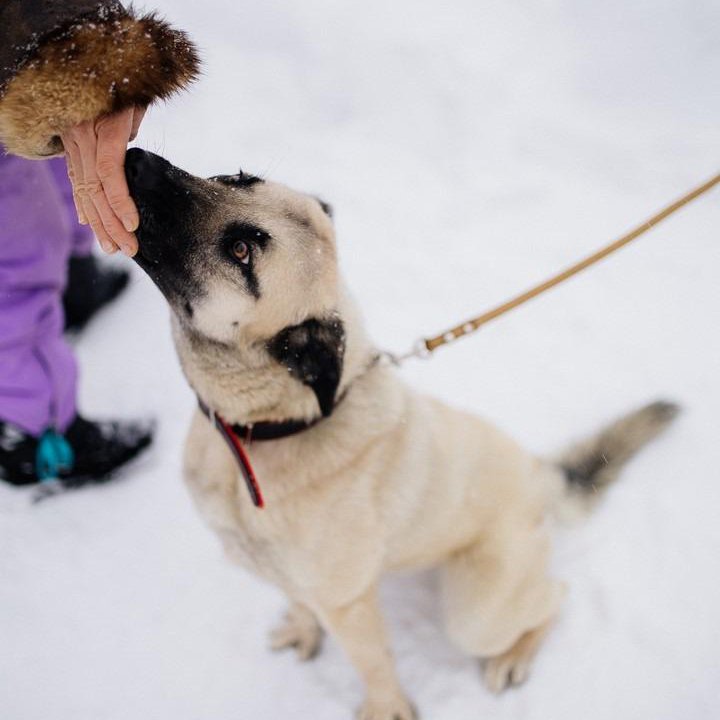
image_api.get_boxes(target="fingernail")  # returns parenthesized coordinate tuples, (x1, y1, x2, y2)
(122, 215, 139, 232)
(120, 244, 135, 257)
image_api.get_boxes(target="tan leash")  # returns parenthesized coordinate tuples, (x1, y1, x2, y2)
(389, 171, 720, 363)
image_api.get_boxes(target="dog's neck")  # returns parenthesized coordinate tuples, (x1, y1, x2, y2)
(172, 286, 374, 426)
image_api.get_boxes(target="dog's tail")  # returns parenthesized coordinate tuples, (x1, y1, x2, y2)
(554, 400, 680, 517)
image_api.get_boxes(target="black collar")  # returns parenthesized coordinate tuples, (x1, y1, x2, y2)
(197, 397, 321, 443)
(195, 353, 383, 509)
(196, 352, 384, 444)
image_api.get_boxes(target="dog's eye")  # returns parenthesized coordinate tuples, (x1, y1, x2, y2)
(222, 223, 269, 266)
(231, 240, 250, 264)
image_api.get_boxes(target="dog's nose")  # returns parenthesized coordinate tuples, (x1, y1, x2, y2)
(125, 148, 168, 192)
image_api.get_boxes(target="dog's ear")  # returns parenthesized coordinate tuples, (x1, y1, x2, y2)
(267, 317, 345, 416)
(210, 170, 263, 188)
(313, 196, 334, 219)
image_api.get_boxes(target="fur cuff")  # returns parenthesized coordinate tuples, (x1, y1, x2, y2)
(0, 10, 200, 158)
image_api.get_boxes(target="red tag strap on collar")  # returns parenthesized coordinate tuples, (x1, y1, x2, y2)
(197, 397, 323, 508)
(200, 403, 265, 509)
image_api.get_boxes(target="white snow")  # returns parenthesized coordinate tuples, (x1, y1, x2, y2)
(2, 1, 719, 718)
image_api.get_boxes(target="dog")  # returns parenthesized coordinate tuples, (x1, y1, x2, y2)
(125, 148, 678, 720)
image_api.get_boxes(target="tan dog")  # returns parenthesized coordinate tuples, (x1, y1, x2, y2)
(125, 148, 678, 720)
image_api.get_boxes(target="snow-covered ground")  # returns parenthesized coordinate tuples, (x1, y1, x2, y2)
(2, 1, 719, 718)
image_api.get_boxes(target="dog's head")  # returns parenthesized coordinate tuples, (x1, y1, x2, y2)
(125, 148, 346, 417)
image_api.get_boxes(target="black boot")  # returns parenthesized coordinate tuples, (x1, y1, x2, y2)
(0, 416, 154, 487)
(0, 423, 36, 486)
(63, 255, 130, 332)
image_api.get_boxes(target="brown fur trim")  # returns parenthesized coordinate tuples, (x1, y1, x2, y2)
(0, 10, 200, 158)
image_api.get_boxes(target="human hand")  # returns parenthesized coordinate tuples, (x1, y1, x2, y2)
(61, 106, 146, 256)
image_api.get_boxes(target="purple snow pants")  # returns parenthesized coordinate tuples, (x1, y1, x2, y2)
(0, 151, 94, 436)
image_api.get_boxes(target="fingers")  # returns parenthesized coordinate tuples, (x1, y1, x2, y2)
(62, 129, 118, 254)
(67, 122, 132, 255)
(60, 106, 146, 256)
(95, 108, 140, 241)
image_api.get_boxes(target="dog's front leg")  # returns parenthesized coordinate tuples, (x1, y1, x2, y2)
(314, 586, 416, 720)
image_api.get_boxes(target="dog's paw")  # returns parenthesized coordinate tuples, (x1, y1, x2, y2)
(483, 651, 533, 694)
(269, 604, 324, 661)
(356, 695, 417, 720)
(482, 622, 549, 693)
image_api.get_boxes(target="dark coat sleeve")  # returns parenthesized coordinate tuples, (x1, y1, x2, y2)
(0, 0, 199, 158)
(0, 0, 124, 94)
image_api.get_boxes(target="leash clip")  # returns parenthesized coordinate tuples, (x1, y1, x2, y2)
(382, 338, 432, 367)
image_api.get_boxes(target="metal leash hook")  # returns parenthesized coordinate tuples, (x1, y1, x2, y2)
(381, 338, 434, 367)
(384, 320, 485, 366)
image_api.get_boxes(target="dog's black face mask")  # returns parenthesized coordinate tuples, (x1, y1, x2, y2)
(125, 149, 207, 310)
(124, 148, 344, 415)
